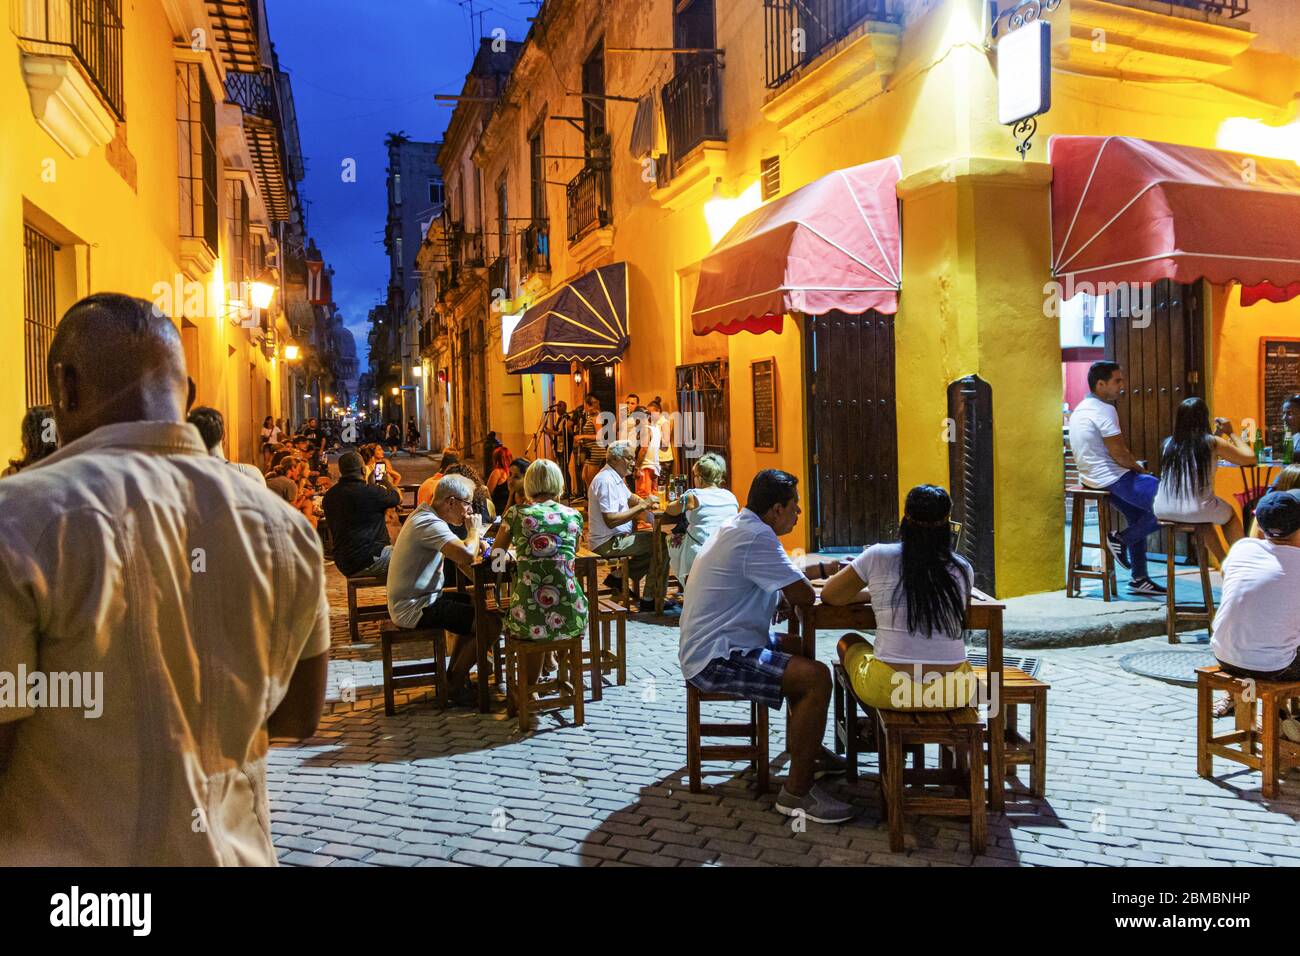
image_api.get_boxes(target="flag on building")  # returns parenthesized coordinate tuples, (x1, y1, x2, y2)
(306, 260, 330, 305)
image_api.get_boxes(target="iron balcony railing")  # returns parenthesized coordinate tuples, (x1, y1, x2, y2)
(13, 0, 125, 118)
(764, 0, 901, 90)
(520, 220, 551, 278)
(661, 58, 725, 181)
(1166, 0, 1249, 16)
(224, 69, 279, 123)
(459, 230, 485, 269)
(566, 164, 612, 244)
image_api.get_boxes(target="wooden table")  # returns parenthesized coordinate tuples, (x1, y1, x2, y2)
(1223, 459, 1284, 534)
(399, 482, 422, 510)
(468, 546, 601, 713)
(786, 586, 1009, 811)
(646, 511, 676, 613)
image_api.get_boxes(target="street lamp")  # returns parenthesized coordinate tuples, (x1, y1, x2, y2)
(391, 387, 399, 396)
(284, 343, 301, 362)
(249, 271, 277, 310)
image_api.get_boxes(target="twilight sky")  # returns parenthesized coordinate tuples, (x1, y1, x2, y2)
(264, 0, 534, 369)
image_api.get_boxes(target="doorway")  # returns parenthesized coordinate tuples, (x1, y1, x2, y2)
(805, 310, 899, 551)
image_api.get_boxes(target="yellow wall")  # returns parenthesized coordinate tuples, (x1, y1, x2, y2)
(3, 2, 288, 468)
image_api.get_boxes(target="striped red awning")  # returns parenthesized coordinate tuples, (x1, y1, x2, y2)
(1050, 136, 1300, 306)
(690, 157, 902, 335)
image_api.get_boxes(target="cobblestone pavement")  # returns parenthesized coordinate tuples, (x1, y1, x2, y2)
(267, 552, 1300, 867)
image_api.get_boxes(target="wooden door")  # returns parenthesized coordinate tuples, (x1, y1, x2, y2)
(806, 310, 899, 551)
(675, 359, 730, 476)
(1104, 279, 1205, 475)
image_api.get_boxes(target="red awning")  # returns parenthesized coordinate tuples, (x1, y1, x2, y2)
(691, 157, 902, 335)
(1050, 136, 1300, 306)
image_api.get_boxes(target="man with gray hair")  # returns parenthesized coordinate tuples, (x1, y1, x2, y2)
(387, 472, 500, 706)
(588, 439, 658, 608)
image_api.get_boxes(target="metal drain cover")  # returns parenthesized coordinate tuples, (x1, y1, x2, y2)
(1119, 649, 1217, 687)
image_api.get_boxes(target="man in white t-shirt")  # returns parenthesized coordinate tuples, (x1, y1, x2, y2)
(1212, 492, 1300, 686)
(1067, 361, 1165, 595)
(387, 473, 500, 707)
(588, 440, 658, 608)
(679, 469, 855, 824)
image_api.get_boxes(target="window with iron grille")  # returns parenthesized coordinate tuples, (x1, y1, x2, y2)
(23, 225, 59, 409)
(177, 63, 219, 253)
(14, 0, 126, 119)
(227, 179, 250, 292)
(529, 128, 546, 221)
(582, 40, 606, 156)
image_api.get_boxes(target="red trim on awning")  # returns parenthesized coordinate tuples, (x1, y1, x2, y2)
(1050, 136, 1300, 306)
(690, 157, 902, 336)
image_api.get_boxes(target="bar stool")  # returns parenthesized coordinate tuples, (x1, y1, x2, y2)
(1066, 486, 1117, 601)
(1160, 521, 1216, 644)
(685, 684, 769, 794)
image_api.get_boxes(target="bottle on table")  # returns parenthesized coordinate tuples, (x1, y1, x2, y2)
(1254, 428, 1265, 463)
(1284, 430, 1295, 466)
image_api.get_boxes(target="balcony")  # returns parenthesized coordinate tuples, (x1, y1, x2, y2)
(436, 263, 460, 299)
(764, 0, 900, 90)
(458, 230, 485, 269)
(204, 0, 262, 73)
(225, 69, 292, 222)
(13, 0, 124, 156)
(488, 255, 511, 298)
(520, 220, 551, 281)
(566, 164, 612, 245)
(660, 58, 725, 182)
(1166, 0, 1248, 15)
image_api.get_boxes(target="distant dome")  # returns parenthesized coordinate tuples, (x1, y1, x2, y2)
(333, 323, 357, 359)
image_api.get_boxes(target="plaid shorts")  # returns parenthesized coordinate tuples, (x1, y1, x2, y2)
(688, 638, 792, 710)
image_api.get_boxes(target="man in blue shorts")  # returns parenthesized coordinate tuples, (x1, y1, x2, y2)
(678, 469, 854, 824)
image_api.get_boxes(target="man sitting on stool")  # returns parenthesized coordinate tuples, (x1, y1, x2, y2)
(1067, 360, 1165, 596)
(324, 451, 400, 578)
(588, 440, 658, 610)
(387, 473, 500, 707)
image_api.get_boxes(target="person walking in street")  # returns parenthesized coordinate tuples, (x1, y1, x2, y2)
(678, 469, 852, 823)
(1067, 361, 1165, 595)
(0, 293, 329, 865)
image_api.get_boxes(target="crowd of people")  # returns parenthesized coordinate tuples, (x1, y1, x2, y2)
(3, 292, 1297, 860)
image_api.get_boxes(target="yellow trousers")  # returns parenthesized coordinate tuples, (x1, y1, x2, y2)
(843, 641, 976, 711)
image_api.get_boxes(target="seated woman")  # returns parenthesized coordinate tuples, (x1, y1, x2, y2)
(489, 459, 589, 727)
(487, 446, 514, 514)
(664, 452, 739, 587)
(1153, 397, 1255, 566)
(371, 443, 402, 486)
(503, 457, 530, 514)
(821, 484, 976, 711)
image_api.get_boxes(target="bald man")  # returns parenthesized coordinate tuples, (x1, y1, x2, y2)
(0, 293, 329, 866)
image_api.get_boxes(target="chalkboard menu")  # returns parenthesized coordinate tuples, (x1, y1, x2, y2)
(1261, 338, 1300, 445)
(752, 358, 777, 451)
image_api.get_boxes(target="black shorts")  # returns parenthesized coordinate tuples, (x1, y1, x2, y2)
(1218, 651, 1300, 683)
(415, 592, 476, 637)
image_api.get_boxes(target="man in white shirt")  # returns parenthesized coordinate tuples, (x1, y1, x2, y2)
(588, 440, 658, 609)
(0, 293, 329, 865)
(1212, 492, 1300, 683)
(1067, 361, 1165, 595)
(387, 473, 500, 707)
(188, 405, 267, 485)
(679, 469, 855, 824)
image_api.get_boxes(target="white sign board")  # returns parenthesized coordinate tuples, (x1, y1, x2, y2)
(501, 310, 525, 356)
(997, 19, 1051, 126)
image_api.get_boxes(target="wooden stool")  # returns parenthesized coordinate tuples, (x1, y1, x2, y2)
(832, 663, 873, 782)
(380, 623, 448, 715)
(685, 684, 769, 794)
(1196, 665, 1300, 799)
(1066, 486, 1117, 601)
(1161, 521, 1215, 644)
(586, 557, 630, 702)
(998, 666, 1050, 798)
(874, 707, 987, 854)
(504, 635, 585, 731)
(346, 573, 388, 643)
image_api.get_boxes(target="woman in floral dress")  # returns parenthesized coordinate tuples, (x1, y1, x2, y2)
(489, 459, 588, 682)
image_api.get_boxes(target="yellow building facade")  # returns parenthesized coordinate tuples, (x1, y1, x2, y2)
(3, 0, 306, 468)
(433, 0, 1300, 596)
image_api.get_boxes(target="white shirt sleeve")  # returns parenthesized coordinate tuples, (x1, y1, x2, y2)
(594, 474, 626, 516)
(848, 544, 876, 589)
(1095, 403, 1122, 438)
(742, 531, 805, 594)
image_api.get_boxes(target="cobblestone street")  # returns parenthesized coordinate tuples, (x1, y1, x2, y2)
(266, 552, 1300, 867)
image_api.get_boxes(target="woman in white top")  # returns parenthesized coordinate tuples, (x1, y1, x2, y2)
(664, 452, 739, 583)
(821, 484, 975, 711)
(1153, 398, 1255, 566)
(259, 415, 280, 446)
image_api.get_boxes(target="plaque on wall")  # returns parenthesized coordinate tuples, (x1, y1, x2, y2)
(751, 357, 777, 452)
(1261, 338, 1300, 445)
